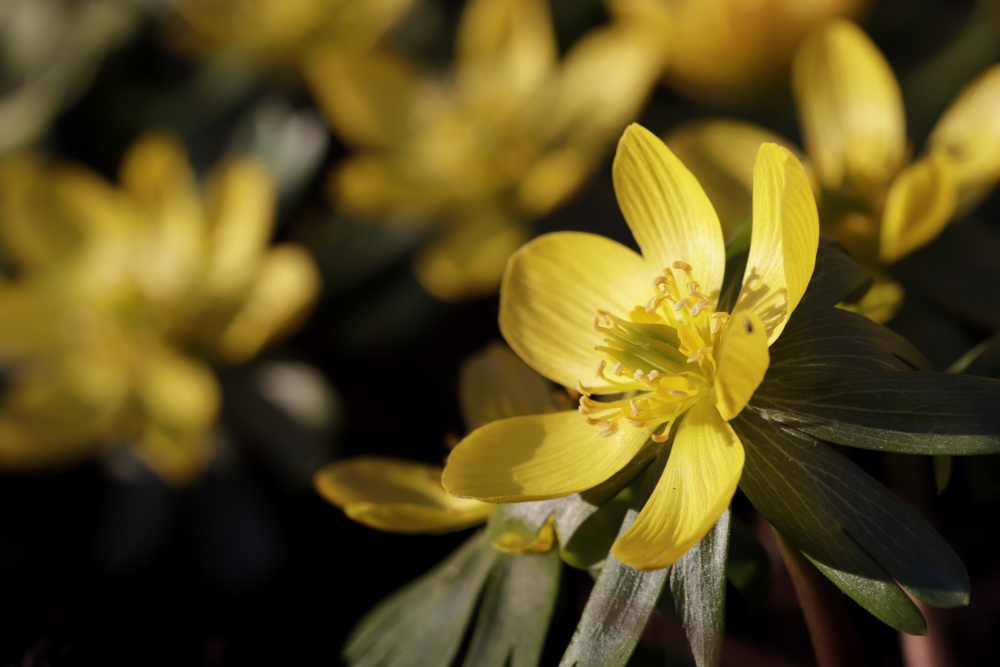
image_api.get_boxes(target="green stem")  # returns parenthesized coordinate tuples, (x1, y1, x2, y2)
(773, 528, 863, 667)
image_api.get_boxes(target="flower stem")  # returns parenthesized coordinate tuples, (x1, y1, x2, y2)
(773, 527, 863, 667)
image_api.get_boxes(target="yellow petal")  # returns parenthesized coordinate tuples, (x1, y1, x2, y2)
(499, 231, 650, 391)
(928, 64, 1000, 214)
(879, 152, 956, 264)
(442, 410, 652, 503)
(315, 457, 493, 534)
(137, 345, 219, 433)
(837, 276, 904, 323)
(413, 212, 528, 302)
(793, 20, 906, 192)
(202, 157, 275, 298)
(664, 120, 799, 236)
(216, 244, 320, 362)
(455, 0, 556, 102)
(303, 48, 419, 148)
(459, 343, 555, 430)
(546, 23, 658, 152)
(612, 400, 744, 570)
(734, 144, 819, 344)
(492, 516, 557, 554)
(119, 132, 204, 303)
(613, 124, 725, 297)
(713, 311, 769, 420)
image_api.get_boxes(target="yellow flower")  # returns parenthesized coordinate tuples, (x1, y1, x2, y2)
(0, 133, 319, 483)
(305, 0, 657, 300)
(666, 20, 1000, 320)
(607, 0, 867, 106)
(163, 0, 416, 69)
(314, 343, 560, 553)
(442, 124, 819, 570)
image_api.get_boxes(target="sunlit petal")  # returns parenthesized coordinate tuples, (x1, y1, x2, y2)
(500, 231, 649, 391)
(714, 311, 769, 420)
(793, 20, 905, 192)
(613, 124, 725, 297)
(612, 400, 744, 570)
(442, 410, 652, 503)
(928, 64, 1000, 214)
(315, 457, 493, 534)
(734, 144, 819, 344)
(879, 152, 956, 264)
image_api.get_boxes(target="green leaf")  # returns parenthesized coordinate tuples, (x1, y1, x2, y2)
(768, 307, 929, 376)
(798, 237, 873, 310)
(666, 508, 730, 667)
(463, 549, 562, 667)
(560, 467, 670, 667)
(343, 530, 498, 667)
(734, 410, 970, 634)
(751, 371, 1000, 455)
(949, 331, 1000, 377)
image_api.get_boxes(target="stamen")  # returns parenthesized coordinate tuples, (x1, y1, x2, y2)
(668, 390, 689, 397)
(629, 398, 642, 417)
(645, 295, 664, 313)
(575, 380, 592, 396)
(687, 281, 699, 294)
(690, 299, 713, 318)
(598, 423, 618, 437)
(672, 260, 692, 273)
(612, 361, 625, 376)
(594, 360, 607, 379)
(710, 312, 729, 334)
(627, 420, 646, 428)
(673, 298, 692, 311)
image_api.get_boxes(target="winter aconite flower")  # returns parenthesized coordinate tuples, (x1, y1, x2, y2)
(0, 133, 319, 483)
(666, 20, 1000, 320)
(305, 0, 657, 300)
(443, 124, 818, 570)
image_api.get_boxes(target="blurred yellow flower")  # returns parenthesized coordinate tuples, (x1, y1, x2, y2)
(666, 20, 1000, 320)
(607, 0, 868, 106)
(164, 0, 416, 69)
(0, 134, 319, 483)
(314, 343, 559, 553)
(443, 125, 819, 570)
(305, 0, 658, 300)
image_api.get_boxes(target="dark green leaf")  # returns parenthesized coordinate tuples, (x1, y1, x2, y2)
(560, 487, 633, 570)
(560, 466, 669, 667)
(949, 331, 1000, 377)
(343, 530, 498, 667)
(798, 236, 873, 310)
(463, 549, 562, 667)
(768, 307, 930, 376)
(734, 410, 970, 634)
(667, 508, 730, 667)
(751, 371, 1000, 455)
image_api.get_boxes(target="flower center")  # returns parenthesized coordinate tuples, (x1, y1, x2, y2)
(577, 261, 729, 442)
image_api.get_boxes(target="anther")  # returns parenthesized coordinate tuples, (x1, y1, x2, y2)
(599, 423, 618, 437)
(633, 369, 645, 381)
(668, 390, 689, 397)
(687, 281, 699, 294)
(594, 360, 607, 379)
(629, 398, 642, 417)
(647, 370, 661, 381)
(627, 420, 646, 428)
(690, 299, 712, 318)
(645, 295, 664, 313)
(651, 429, 671, 442)
(672, 260, 693, 273)
(575, 380, 592, 396)
(612, 361, 625, 376)
(673, 298, 692, 311)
